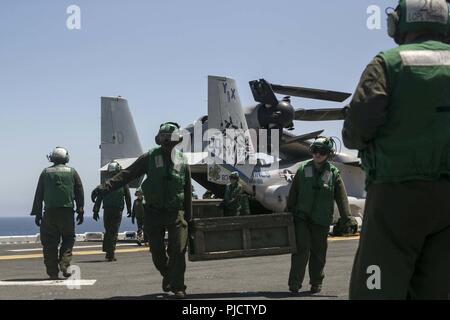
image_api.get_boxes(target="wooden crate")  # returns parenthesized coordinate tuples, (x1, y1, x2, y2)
(188, 213, 297, 261)
(192, 199, 224, 219)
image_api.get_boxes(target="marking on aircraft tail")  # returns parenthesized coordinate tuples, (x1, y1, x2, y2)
(0, 247, 149, 261)
(0, 280, 97, 286)
(230, 88, 236, 100)
(220, 163, 251, 183)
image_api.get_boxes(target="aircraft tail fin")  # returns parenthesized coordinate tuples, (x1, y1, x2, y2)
(101, 96, 143, 166)
(206, 76, 258, 185)
(207, 76, 250, 132)
(100, 96, 143, 187)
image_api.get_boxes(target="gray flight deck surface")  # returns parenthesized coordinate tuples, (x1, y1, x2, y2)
(0, 237, 358, 300)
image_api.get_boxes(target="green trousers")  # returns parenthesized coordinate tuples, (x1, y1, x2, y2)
(136, 214, 148, 242)
(349, 179, 450, 299)
(289, 217, 329, 289)
(40, 208, 75, 277)
(102, 207, 123, 256)
(145, 210, 188, 292)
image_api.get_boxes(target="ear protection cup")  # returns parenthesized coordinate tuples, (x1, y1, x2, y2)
(47, 147, 70, 164)
(387, 9, 399, 39)
(328, 138, 337, 159)
(155, 135, 162, 145)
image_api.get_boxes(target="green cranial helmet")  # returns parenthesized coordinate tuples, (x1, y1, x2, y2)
(387, 0, 450, 44)
(47, 146, 70, 164)
(155, 122, 182, 145)
(230, 171, 240, 180)
(309, 136, 336, 158)
(107, 161, 121, 173)
(310, 136, 333, 151)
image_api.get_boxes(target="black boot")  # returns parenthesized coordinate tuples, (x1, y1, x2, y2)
(289, 285, 301, 295)
(162, 277, 171, 292)
(310, 285, 322, 294)
(105, 252, 116, 262)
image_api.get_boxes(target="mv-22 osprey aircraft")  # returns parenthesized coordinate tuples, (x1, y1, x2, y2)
(99, 76, 366, 227)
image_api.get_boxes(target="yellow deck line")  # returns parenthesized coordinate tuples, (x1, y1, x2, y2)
(329, 235, 360, 241)
(0, 247, 149, 261)
(0, 235, 359, 261)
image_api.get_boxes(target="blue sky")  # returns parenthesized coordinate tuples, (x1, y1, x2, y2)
(0, 0, 397, 216)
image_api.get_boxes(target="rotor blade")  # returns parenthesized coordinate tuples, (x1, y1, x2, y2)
(294, 108, 345, 121)
(283, 130, 324, 145)
(271, 84, 351, 102)
(249, 79, 279, 106)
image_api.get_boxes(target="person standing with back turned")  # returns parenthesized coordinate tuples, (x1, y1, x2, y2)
(343, 0, 450, 299)
(31, 147, 84, 279)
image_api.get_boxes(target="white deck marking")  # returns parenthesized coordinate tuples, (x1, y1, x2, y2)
(0, 280, 97, 286)
(8, 243, 136, 252)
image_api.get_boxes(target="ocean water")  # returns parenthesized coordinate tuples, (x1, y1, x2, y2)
(0, 216, 138, 236)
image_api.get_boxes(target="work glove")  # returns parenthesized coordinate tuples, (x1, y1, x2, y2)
(93, 211, 100, 221)
(76, 213, 84, 225)
(334, 217, 358, 236)
(76, 208, 84, 225)
(346, 217, 358, 234)
(91, 186, 103, 203)
(35, 214, 42, 227)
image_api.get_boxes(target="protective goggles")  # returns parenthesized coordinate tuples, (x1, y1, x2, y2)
(311, 147, 329, 156)
(159, 133, 181, 143)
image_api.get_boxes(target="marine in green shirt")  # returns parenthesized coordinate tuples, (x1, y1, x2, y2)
(286, 137, 355, 295)
(31, 147, 84, 279)
(91, 122, 192, 299)
(132, 188, 147, 245)
(343, 0, 450, 299)
(93, 161, 132, 261)
(222, 171, 243, 216)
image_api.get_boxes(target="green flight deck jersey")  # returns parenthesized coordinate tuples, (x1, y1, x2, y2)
(288, 160, 351, 227)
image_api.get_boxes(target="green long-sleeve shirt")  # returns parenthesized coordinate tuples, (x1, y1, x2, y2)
(223, 183, 243, 211)
(286, 163, 352, 223)
(342, 56, 389, 151)
(93, 185, 132, 213)
(343, 36, 449, 151)
(96, 152, 193, 221)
